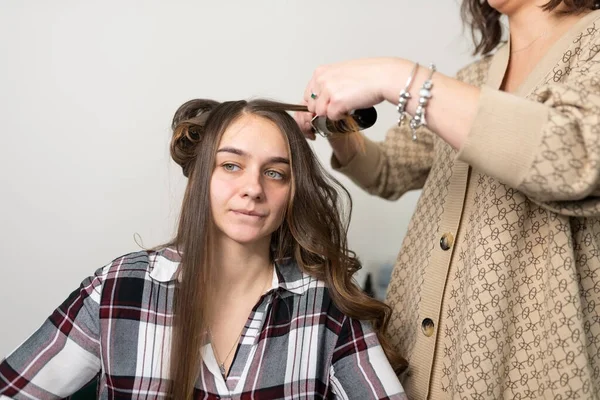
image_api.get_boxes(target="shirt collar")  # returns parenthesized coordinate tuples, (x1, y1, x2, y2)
(148, 248, 313, 296)
(145, 247, 179, 282)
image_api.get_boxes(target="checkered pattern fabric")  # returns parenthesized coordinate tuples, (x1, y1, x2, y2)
(0, 248, 405, 399)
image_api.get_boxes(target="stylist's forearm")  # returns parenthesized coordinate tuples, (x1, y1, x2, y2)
(327, 134, 363, 166)
(383, 59, 481, 150)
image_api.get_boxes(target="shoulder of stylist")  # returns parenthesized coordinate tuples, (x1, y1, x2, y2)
(457, 15, 600, 207)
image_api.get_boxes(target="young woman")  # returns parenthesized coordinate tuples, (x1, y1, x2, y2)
(0, 99, 406, 399)
(294, 1, 600, 399)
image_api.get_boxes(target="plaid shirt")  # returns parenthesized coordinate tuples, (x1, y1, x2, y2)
(0, 248, 406, 399)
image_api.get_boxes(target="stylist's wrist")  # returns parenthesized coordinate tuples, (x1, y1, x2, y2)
(381, 58, 414, 105)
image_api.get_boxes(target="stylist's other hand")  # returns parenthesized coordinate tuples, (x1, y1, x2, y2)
(303, 57, 403, 121)
(293, 100, 317, 140)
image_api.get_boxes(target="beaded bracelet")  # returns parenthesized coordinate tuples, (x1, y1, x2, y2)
(409, 63, 436, 141)
(396, 62, 419, 126)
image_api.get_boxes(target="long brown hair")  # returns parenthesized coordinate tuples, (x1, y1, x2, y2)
(167, 99, 406, 398)
(461, 0, 599, 55)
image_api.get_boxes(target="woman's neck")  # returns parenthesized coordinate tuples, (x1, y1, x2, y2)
(507, 4, 585, 53)
(500, 5, 588, 93)
(209, 236, 273, 297)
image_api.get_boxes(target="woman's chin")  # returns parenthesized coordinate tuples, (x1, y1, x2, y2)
(220, 229, 271, 247)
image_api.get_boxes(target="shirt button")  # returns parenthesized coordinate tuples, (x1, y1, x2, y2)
(440, 232, 454, 251)
(422, 318, 435, 337)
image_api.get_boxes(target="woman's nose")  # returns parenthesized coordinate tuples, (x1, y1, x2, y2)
(241, 172, 264, 200)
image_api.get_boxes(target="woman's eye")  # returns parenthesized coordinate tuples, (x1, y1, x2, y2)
(223, 163, 240, 172)
(265, 170, 284, 180)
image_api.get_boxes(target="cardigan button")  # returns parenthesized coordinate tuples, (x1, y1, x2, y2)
(422, 318, 435, 337)
(440, 232, 454, 251)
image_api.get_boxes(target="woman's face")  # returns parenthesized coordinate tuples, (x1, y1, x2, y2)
(210, 114, 291, 247)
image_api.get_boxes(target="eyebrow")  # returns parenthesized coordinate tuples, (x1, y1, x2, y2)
(216, 147, 290, 165)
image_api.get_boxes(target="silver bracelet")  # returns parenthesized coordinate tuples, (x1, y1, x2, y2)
(396, 62, 419, 126)
(409, 63, 436, 141)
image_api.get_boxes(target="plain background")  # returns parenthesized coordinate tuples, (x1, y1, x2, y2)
(0, 1, 475, 356)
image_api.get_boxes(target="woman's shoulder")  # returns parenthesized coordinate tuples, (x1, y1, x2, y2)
(569, 9, 600, 50)
(93, 247, 181, 284)
(275, 258, 359, 324)
(276, 258, 331, 291)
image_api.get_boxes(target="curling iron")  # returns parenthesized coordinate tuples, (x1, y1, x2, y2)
(310, 107, 377, 138)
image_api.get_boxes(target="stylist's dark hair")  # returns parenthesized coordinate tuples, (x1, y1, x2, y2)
(167, 98, 407, 399)
(461, 0, 600, 55)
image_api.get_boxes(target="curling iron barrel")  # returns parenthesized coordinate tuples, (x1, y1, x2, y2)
(310, 107, 378, 137)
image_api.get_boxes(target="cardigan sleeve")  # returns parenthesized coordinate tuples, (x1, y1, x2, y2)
(457, 48, 600, 217)
(331, 125, 434, 201)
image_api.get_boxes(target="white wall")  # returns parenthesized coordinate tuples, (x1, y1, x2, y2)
(0, 1, 474, 356)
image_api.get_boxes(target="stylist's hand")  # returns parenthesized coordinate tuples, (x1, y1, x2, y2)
(294, 100, 317, 140)
(303, 57, 405, 120)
